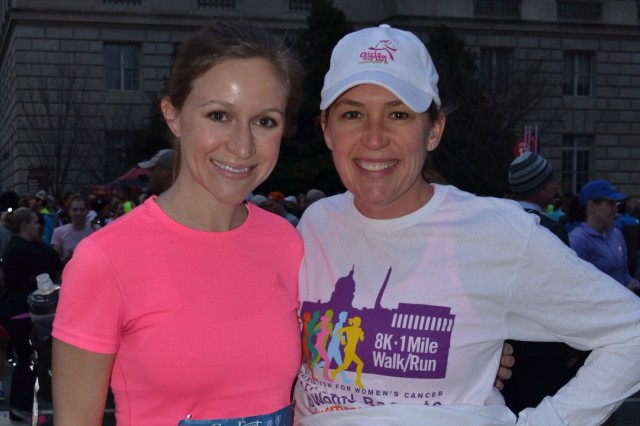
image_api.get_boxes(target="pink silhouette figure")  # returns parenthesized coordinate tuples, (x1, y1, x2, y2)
(311, 310, 333, 381)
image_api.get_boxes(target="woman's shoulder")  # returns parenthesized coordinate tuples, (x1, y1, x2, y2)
(4, 236, 34, 255)
(73, 201, 161, 256)
(439, 185, 529, 220)
(568, 222, 591, 239)
(248, 203, 302, 241)
(299, 192, 349, 221)
(568, 223, 596, 252)
(295, 198, 332, 235)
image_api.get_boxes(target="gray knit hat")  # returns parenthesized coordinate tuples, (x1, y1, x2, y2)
(508, 152, 554, 197)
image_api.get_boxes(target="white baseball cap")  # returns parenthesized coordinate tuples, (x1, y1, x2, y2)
(320, 24, 441, 113)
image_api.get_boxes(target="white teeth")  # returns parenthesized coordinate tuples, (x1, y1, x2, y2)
(212, 160, 251, 173)
(356, 160, 396, 171)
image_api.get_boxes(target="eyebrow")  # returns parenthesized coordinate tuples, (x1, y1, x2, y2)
(259, 108, 285, 116)
(200, 100, 284, 116)
(200, 99, 234, 109)
(334, 98, 405, 108)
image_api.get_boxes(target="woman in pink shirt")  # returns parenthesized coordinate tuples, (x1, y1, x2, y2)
(52, 21, 304, 425)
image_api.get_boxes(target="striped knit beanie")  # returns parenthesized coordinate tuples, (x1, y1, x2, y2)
(508, 152, 554, 198)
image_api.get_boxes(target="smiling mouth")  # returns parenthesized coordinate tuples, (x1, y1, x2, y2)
(212, 160, 252, 174)
(355, 159, 397, 172)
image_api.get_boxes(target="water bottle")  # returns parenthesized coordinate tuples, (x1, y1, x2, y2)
(27, 273, 60, 341)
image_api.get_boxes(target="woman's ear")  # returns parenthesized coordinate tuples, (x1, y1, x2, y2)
(161, 97, 180, 138)
(426, 112, 446, 152)
(320, 111, 333, 151)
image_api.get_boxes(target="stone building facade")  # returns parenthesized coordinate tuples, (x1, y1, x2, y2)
(0, 0, 639, 197)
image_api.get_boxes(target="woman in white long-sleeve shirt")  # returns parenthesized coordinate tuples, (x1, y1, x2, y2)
(293, 24, 640, 426)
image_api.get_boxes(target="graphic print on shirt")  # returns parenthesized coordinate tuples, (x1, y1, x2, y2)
(299, 266, 456, 411)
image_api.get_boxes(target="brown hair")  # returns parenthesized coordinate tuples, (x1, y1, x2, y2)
(69, 194, 88, 208)
(166, 21, 304, 132)
(1, 207, 35, 235)
(421, 103, 447, 184)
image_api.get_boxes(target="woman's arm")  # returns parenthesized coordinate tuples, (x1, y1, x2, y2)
(52, 338, 115, 426)
(512, 224, 640, 425)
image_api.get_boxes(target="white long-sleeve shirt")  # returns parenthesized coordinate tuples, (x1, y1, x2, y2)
(294, 184, 640, 426)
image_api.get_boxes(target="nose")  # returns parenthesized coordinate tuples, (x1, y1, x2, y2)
(226, 123, 256, 159)
(361, 118, 388, 150)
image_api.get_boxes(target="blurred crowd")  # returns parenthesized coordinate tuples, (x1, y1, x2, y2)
(0, 184, 329, 259)
(534, 188, 640, 277)
(248, 188, 326, 228)
(538, 191, 640, 236)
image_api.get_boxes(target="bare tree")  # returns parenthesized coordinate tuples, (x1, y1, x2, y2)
(18, 63, 100, 198)
(483, 54, 556, 133)
(427, 26, 554, 196)
(80, 104, 137, 186)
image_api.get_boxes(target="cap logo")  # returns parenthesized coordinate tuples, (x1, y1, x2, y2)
(359, 39, 397, 64)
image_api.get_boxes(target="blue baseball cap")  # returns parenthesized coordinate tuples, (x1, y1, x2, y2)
(578, 180, 627, 205)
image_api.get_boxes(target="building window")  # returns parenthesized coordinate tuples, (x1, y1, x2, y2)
(557, 1, 602, 20)
(290, 0, 312, 13)
(562, 135, 590, 195)
(198, 0, 235, 9)
(479, 48, 512, 94)
(563, 51, 592, 96)
(104, 44, 141, 91)
(0, 1, 8, 33)
(474, 0, 521, 17)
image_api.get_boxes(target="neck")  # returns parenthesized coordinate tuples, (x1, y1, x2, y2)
(586, 217, 606, 234)
(355, 181, 434, 220)
(72, 220, 86, 230)
(17, 231, 31, 241)
(156, 183, 247, 232)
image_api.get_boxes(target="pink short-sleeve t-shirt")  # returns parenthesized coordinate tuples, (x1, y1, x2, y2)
(53, 198, 303, 425)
